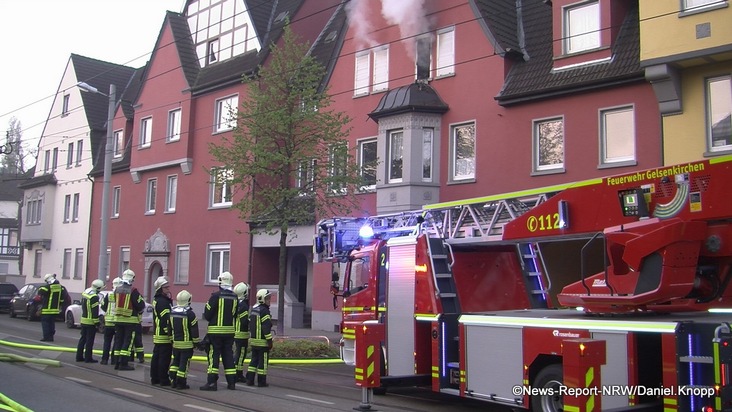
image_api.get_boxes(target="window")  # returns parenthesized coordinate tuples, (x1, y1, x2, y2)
(26, 198, 42, 225)
(62, 249, 72, 279)
(140, 117, 152, 148)
(534, 118, 565, 172)
(119, 247, 130, 275)
(684, 0, 725, 10)
(112, 186, 121, 218)
(372, 47, 389, 92)
(106, 247, 111, 280)
(72, 193, 80, 222)
(175, 245, 190, 283)
(167, 109, 181, 142)
(207, 243, 230, 283)
(215, 95, 238, 132)
(436, 28, 455, 77)
(66, 142, 74, 168)
(52, 148, 58, 171)
(207, 39, 220, 64)
(76, 139, 83, 165)
(354, 51, 370, 96)
(329, 143, 348, 194)
(74, 249, 83, 279)
(166, 175, 178, 212)
(358, 139, 377, 190)
(210, 168, 233, 207)
(63, 195, 71, 223)
(451, 122, 476, 181)
(62, 94, 70, 116)
(296, 159, 316, 193)
(416, 36, 432, 80)
(0, 228, 18, 256)
(564, 1, 600, 54)
(44, 150, 50, 174)
(146, 178, 157, 214)
(34, 250, 42, 278)
(422, 128, 434, 181)
(601, 106, 635, 165)
(113, 130, 124, 158)
(707, 76, 732, 152)
(388, 131, 403, 183)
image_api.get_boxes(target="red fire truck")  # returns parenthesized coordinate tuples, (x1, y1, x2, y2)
(314, 156, 732, 412)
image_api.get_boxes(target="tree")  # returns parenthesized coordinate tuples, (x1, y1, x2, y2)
(2, 117, 27, 174)
(209, 24, 363, 335)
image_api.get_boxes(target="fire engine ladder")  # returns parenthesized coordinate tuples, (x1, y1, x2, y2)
(426, 236, 460, 314)
(517, 242, 551, 308)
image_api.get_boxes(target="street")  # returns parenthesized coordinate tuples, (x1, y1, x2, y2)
(0, 314, 512, 412)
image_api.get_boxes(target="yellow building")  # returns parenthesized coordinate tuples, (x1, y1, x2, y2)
(640, 0, 732, 164)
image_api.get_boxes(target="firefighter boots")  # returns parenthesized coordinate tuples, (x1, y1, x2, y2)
(257, 375, 268, 387)
(176, 378, 190, 390)
(245, 371, 255, 386)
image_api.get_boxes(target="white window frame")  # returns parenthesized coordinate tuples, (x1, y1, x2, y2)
(112, 186, 121, 218)
(450, 122, 476, 182)
(372, 47, 389, 93)
(62, 248, 72, 279)
(167, 108, 182, 142)
(533, 117, 565, 172)
(358, 138, 377, 191)
(146, 178, 157, 215)
(422, 128, 434, 181)
(600, 106, 636, 165)
(52, 147, 58, 171)
(175, 245, 190, 284)
(436, 27, 455, 77)
(63, 194, 71, 223)
(206, 243, 230, 283)
(44, 150, 50, 174)
(388, 130, 404, 183)
(210, 168, 233, 207)
(118, 247, 130, 278)
(354, 51, 370, 97)
(140, 117, 152, 148)
(74, 248, 83, 279)
(684, 0, 725, 11)
(296, 158, 316, 194)
(72, 193, 80, 222)
(165, 175, 178, 213)
(76, 139, 83, 166)
(62, 94, 70, 116)
(707, 75, 732, 153)
(113, 130, 124, 158)
(66, 142, 74, 168)
(564, 1, 600, 54)
(215, 95, 238, 133)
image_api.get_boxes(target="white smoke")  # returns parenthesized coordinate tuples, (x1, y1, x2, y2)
(345, 0, 377, 49)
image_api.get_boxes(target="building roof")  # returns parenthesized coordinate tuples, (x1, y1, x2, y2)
(0, 172, 26, 201)
(368, 82, 449, 121)
(308, 1, 348, 93)
(470, 0, 645, 105)
(17, 168, 56, 190)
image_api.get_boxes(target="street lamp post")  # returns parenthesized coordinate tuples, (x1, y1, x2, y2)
(77, 82, 115, 282)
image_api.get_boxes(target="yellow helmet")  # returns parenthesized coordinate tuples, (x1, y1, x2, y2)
(44, 273, 57, 284)
(91, 279, 105, 291)
(176, 290, 192, 306)
(112, 277, 122, 289)
(122, 269, 135, 283)
(233, 282, 249, 299)
(256, 288, 271, 304)
(218, 271, 234, 287)
(153, 276, 169, 292)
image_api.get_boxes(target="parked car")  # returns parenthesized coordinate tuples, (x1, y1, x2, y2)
(0, 283, 19, 312)
(65, 290, 154, 333)
(9, 282, 58, 321)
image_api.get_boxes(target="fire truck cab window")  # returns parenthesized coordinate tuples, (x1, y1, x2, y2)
(348, 257, 370, 293)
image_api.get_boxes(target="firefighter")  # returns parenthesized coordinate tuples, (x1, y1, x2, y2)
(129, 310, 145, 364)
(113, 269, 145, 371)
(246, 288, 273, 387)
(76, 279, 104, 363)
(38, 273, 71, 342)
(150, 275, 173, 385)
(199, 271, 239, 391)
(100, 277, 121, 365)
(169, 290, 200, 390)
(233, 282, 250, 383)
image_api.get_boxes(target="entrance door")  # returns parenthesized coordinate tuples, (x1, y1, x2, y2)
(148, 262, 162, 302)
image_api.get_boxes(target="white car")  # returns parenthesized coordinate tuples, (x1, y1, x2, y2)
(65, 291, 154, 333)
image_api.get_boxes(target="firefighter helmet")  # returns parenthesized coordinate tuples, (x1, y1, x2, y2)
(112, 277, 122, 289)
(176, 290, 192, 307)
(256, 288, 271, 304)
(91, 279, 105, 291)
(234, 282, 249, 299)
(153, 276, 169, 292)
(218, 271, 234, 287)
(122, 269, 135, 283)
(44, 273, 56, 284)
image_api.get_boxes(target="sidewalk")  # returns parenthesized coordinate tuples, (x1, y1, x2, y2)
(274, 325, 342, 346)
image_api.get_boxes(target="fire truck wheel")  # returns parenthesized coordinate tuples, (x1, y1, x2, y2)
(531, 364, 563, 412)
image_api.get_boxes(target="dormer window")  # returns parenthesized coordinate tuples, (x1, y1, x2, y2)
(564, 1, 600, 54)
(207, 39, 220, 64)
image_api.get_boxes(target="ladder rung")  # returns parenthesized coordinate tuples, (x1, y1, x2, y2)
(432, 254, 447, 259)
(526, 272, 542, 277)
(435, 273, 452, 278)
(679, 356, 713, 364)
(531, 289, 548, 294)
(440, 293, 457, 298)
(523, 254, 537, 259)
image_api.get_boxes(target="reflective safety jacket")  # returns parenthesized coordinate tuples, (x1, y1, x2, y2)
(37, 281, 70, 316)
(113, 283, 145, 324)
(169, 306, 200, 350)
(249, 303, 272, 348)
(153, 292, 173, 344)
(235, 299, 250, 340)
(202, 288, 238, 335)
(80, 287, 100, 326)
(100, 291, 116, 327)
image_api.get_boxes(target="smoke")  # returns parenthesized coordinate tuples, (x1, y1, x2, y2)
(346, 0, 432, 59)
